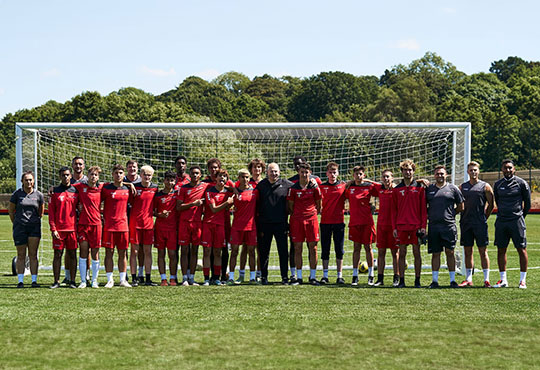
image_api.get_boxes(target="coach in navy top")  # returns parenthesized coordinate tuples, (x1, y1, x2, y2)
(493, 159, 531, 289)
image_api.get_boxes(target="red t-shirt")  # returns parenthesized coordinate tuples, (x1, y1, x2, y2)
(287, 182, 322, 221)
(101, 183, 130, 232)
(48, 184, 78, 232)
(288, 174, 322, 185)
(174, 174, 191, 191)
(232, 187, 258, 231)
(129, 183, 158, 230)
(203, 186, 233, 226)
(73, 182, 103, 226)
(373, 183, 394, 227)
(234, 178, 260, 188)
(392, 180, 427, 231)
(345, 183, 377, 226)
(154, 189, 178, 231)
(178, 182, 208, 222)
(320, 180, 346, 224)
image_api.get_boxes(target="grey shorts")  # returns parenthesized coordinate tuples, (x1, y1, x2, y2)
(460, 223, 489, 247)
(13, 223, 41, 246)
(495, 218, 526, 249)
(428, 224, 457, 254)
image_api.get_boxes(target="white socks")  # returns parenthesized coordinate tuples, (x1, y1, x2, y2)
(368, 266, 374, 277)
(520, 271, 527, 282)
(310, 269, 316, 280)
(466, 268, 473, 282)
(352, 268, 358, 277)
(229, 271, 235, 280)
(79, 258, 87, 283)
(119, 272, 126, 282)
(500, 271, 507, 282)
(91, 260, 100, 283)
(290, 267, 296, 278)
(250, 271, 256, 280)
(449, 271, 456, 283)
(297, 269, 303, 279)
(483, 269, 489, 282)
(18, 274, 24, 283)
(432, 270, 439, 283)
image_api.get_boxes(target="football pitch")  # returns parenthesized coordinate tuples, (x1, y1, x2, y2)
(0, 215, 539, 369)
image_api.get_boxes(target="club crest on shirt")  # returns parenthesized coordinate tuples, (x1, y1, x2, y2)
(187, 190, 192, 195)
(59, 195, 65, 201)
(350, 188, 355, 194)
(137, 190, 142, 196)
(111, 192, 116, 198)
(83, 188, 87, 193)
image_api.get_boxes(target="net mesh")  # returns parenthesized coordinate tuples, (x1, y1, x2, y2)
(19, 124, 468, 274)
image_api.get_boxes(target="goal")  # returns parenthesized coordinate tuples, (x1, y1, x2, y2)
(15, 122, 471, 275)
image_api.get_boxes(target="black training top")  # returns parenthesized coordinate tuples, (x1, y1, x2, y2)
(493, 175, 531, 221)
(10, 188, 44, 225)
(426, 183, 464, 225)
(256, 178, 294, 224)
(460, 180, 487, 226)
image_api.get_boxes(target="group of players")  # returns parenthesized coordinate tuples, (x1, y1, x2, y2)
(9, 154, 531, 289)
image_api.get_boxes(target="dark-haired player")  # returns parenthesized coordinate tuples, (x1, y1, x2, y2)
(235, 159, 265, 282)
(287, 163, 322, 285)
(49, 167, 79, 289)
(493, 159, 531, 289)
(459, 161, 494, 287)
(229, 169, 259, 284)
(154, 171, 179, 286)
(345, 165, 377, 286)
(174, 155, 191, 190)
(319, 162, 347, 284)
(288, 155, 322, 280)
(373, 170, 400, 287)
(392, 159, 427, 288)
(201, 169, 234, 285)
(73, 166, 104, 288)
(178, 166, 208, 285)
(102, 164, 132, 288)
(426, 166, 464, 289)
(129, 165, 159, 286)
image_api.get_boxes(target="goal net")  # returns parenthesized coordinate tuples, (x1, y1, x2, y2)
(16, 122, 471, 276)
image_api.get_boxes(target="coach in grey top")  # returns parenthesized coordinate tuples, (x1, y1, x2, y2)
(459, 161, 495, 287)
(425, 165, 464, 289)
(492, 159, 531, 289)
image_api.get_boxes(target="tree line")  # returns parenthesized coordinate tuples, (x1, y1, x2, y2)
(1, 52, 539, 193)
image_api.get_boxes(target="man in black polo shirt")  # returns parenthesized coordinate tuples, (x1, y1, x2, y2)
(256, 163, 293, 285)
(426, 165, 464, 289)
(493, 159, 531, 289)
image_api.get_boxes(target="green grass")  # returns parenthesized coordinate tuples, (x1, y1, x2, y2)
(1, 215, 539, 369)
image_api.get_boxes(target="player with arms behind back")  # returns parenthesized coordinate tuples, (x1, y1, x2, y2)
(287, 163, 322, 285)
(73, 166, 104, 288)
(459, 161, 495, 287)
(392, 159, 427, 288)
(345, 165, 378, 286)
(154, 171, 179, 286)
(319, 162, 347, 284)
(101, 164, 132, 288)
(49, 167, 79, 289)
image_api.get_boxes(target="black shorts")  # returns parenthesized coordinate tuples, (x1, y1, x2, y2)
(427, 224, 457, 254)
(495, 218, 526, 249)
(13, 222, 41, 246)
(320, 223, 345, 260)
(460, 223, 489, 247)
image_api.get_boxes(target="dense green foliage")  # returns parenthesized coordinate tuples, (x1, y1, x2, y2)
(2, 52, 539, 192)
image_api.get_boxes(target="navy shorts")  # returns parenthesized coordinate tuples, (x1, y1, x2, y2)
(460, 223, 489, 247)
(428, 224, 457, 254)
(320, 223, 345, 260)
(13, 223, 41, 246)
(495, 217, 526, 249)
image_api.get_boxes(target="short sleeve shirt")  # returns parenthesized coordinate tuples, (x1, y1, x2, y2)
(426, 183, 464, 225)
(10, 188, 44, 225)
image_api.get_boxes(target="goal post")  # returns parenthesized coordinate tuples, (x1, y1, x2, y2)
(15, 122, 471, 274)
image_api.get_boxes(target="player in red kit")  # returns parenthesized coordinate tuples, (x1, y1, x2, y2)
(372, 170, 400, 287)
(201, 169, 234, 285)
(345, 165, 378, 286)
(228, 169, 259, 285)
(49, 167, 79, 289)
(177, 166, 207, 285)
(392, 159, 427, 288)
(73, 166, 104, 288)
(287, 163, 322, 286)
(154, 171, 178, 286)
(129, 165, 159, 286)
(320, 162, 347, 285)
(235, 159, 265, 283)
(174, 155, 191, 190)
(288, 156, 322, 281)
(102, 164, 132, 288)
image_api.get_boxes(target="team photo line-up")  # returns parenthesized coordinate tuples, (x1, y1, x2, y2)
(8, 154, 531, 289)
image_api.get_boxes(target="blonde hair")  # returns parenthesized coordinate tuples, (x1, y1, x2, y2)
(238, 168, 250, 178)
(140, 165, 155, 176)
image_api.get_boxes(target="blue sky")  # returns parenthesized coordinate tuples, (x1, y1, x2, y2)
(1, 0, 539, 119)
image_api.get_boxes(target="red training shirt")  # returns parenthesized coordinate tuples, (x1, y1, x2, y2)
(203, 186, 233, 226)
(101, 183, 130, 232)
(73, 182, 103, 226)
(232, 187, 258, 231)
(320, 180, 346, 224)
(391, 180, 427, 231)
(48, 184, 78, 232)
(178, 182, 208, 222)
(345, 182, 377, 226)
(154, 189, 178, 231)
(287, 182, 322, 222)
(129, 182, 158, 230)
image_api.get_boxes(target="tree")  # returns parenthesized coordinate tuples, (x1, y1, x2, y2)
(212, 72, 251, 96)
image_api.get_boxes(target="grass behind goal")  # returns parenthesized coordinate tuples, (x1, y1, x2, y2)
(0, 215, 539, 368)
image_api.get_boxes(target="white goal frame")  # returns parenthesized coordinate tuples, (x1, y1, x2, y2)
(15, 122, 471, 275)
